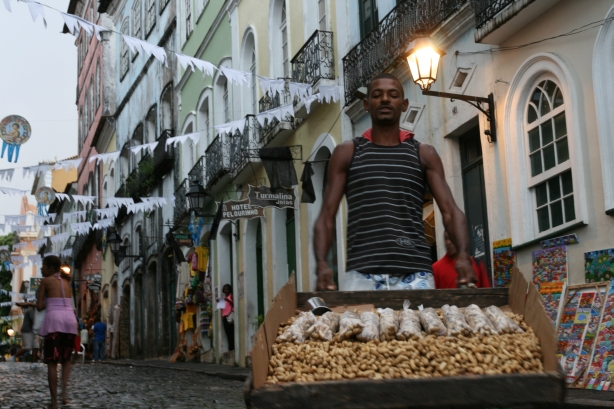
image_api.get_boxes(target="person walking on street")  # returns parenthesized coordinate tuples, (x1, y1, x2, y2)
(92, 317, 106, 362)
(314, 73, 475, 291)
(219, 284, 234, 351)
(79, 324, 89, 358)
(13, 301, 40, 364)
(36, 255, 78, 409)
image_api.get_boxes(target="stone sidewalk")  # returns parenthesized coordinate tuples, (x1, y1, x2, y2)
(99, 359, 250, 382)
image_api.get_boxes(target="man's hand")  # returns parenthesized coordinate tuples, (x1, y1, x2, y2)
(455, 255, 477, 287)
(316, 264, 337, 291)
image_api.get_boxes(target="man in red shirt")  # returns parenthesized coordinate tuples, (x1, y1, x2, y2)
(433, 232, 491, 289)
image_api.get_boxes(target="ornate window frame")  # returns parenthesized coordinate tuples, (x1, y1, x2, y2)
(503, 53, 589, 246)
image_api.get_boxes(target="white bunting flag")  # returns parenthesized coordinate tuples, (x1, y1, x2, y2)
(61, 12, 109, 41)
(258, 76, 286, 97)
(60, 249, 73, 258)
(4, 215, 26, 225)
(23, 164, 50, 178)
(23, 0, 47, 28)
(176, 53, 217, 78)
(12, 242, 27, 251)
(106, 197, 134, 208)
(165, 132, 201, 150)
(289, 82, 312, 99)
(122, 34, 168, 66)
(95, 207, 119, 219)
(0, 186, 28, 196)
(0, 169, 15, 182)
(71, 222, 92, 235)
(220, 66, 251, 87)
(30, 238, 47, 251)
(54, 158, 82, 172)
(319, 85, 341, 104)
(3, 0, 11, 12)
(129, 141, 158, 156)
(93, 218, 115, 230)
(304, 93, 321, 114)
(213, 118, 247, 135)
(72, 195, 97, 206)
(50, 232, 70, 245)
(89, 151, 120, 166)
(55, 193, 71, 202)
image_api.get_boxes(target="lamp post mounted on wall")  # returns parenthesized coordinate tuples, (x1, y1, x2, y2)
(405, 37, 496, 143)
(107, 230, 142, 262)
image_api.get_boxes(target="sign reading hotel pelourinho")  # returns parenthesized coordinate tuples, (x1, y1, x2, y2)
(247, 185, 295, 209)
(221, 199, 265, 221)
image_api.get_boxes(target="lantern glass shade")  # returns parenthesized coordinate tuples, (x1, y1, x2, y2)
(107, 231, 121, 253)
(7, 328, 14, 337)
(406, 43, 445, 91)
(187, 182, 207, 213)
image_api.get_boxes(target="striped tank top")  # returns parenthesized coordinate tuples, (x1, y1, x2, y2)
(345, 136, 432, 275)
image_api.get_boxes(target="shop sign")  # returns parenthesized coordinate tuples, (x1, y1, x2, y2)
(29, 277, 43, 293)
(247, 185, 295, 209)
(86, 274, 102, 283)
(221, 199, 265, 221)
(173, 233, 193, 247)
(87, 283, 101, 291)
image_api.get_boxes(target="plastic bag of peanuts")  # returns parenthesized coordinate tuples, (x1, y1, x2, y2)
(463, 304, 498, 335)
(356, 311, 380, 342)
(396, 300, 423, 340)
(277, 311, 317, 343)
(377, 308, 399, 341)
(306, 311, 341, 341)
(417, 305, 447, 336)
(484, 305, 524, 334)
(336, 310, 364, 341)
(441, 304, 473, 336)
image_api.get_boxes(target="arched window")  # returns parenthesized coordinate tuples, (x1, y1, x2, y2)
(197, 88, 212, 150)
(184, 0, 193, 41)
(120, 19, 130, 80)
(90, 77, 95, 124)
(146, 105, 157, 142)
(318, 0, 327, 31)
(145, 0, 156, 37)
(133, 0, 142, 40)
(526, 79, 574, 233)
(280, 2, 289, 77)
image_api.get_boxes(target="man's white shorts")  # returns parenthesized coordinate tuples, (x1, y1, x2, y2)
(344, 271, 435, 291)
(22, 332, 40, 350)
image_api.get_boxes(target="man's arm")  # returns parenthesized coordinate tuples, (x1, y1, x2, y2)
(420, 143, 476, 285)
(313, 141, 354, 291)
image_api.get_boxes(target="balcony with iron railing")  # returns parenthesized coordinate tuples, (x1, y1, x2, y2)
(342, 0, 466, 105)
(154, 129, 175, 177)
(204, 135, 230, 190)
(188, 155, 205, 186)
(258, 88, 294, 147)
(174, 178, 189, 223)
(291, 30, 335, 86)
(473, 0, 550, 44)
(229, 115, 264, 184)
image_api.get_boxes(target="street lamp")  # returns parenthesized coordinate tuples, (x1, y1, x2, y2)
(405, 37, 497, 142)
(186, 181, 208, 215)
(405, 37, 445, 91)
(7, 328, 14, 337)
(107, 231, 141, 261)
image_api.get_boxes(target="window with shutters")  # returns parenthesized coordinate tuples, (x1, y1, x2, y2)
(120, 19, 130, 80)
(133, 0, 142, 40)
(223, 81, 230, 123)
(145, 0, 156, 37)
(95, 62, 100, 109)
(318, 0, 327, 31)
(359, 0, 378, 39)
(526, 78, 575, 234)
(185, 0, 193, 41)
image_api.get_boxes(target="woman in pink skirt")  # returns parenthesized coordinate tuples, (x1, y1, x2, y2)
(37, 255, 78, 409)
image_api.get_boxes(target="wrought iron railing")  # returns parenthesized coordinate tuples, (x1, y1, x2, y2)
(204, 135, 230, 188)
(291, 30, 335, 85)
(342, 0, 466, 105)
(258, 86, 292, 145)
(174, 178, 189, 223)
(188, 156, 205, 185)
(229, 116, 261, 177)
(473, 0, 516, 28)
(154, 129, 174, 176)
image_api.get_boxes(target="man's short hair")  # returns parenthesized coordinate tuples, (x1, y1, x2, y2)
(43, 255, 61, 272)
(367, 73, 405, 98)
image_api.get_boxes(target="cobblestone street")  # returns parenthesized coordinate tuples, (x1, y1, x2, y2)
(0, 362, 246, 408)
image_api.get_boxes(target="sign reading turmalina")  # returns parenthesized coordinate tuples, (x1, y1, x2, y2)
(247, 185, 295, 209)
(221, 199, 265, 221)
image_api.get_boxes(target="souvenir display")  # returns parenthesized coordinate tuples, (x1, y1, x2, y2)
(585, 248, 614, 283)
(493, 238, 515, 287)
(585, 281, 614, 390)
(540, 281, 565, 326)
(532, 245, 568, 289)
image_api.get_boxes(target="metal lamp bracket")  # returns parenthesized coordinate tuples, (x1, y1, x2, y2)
(422, 90, 496, 143)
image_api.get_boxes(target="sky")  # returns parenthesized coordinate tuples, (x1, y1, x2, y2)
(0, 0, 77, 233)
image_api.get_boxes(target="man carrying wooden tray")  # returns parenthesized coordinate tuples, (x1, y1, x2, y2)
(314, 73, 476, 291)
